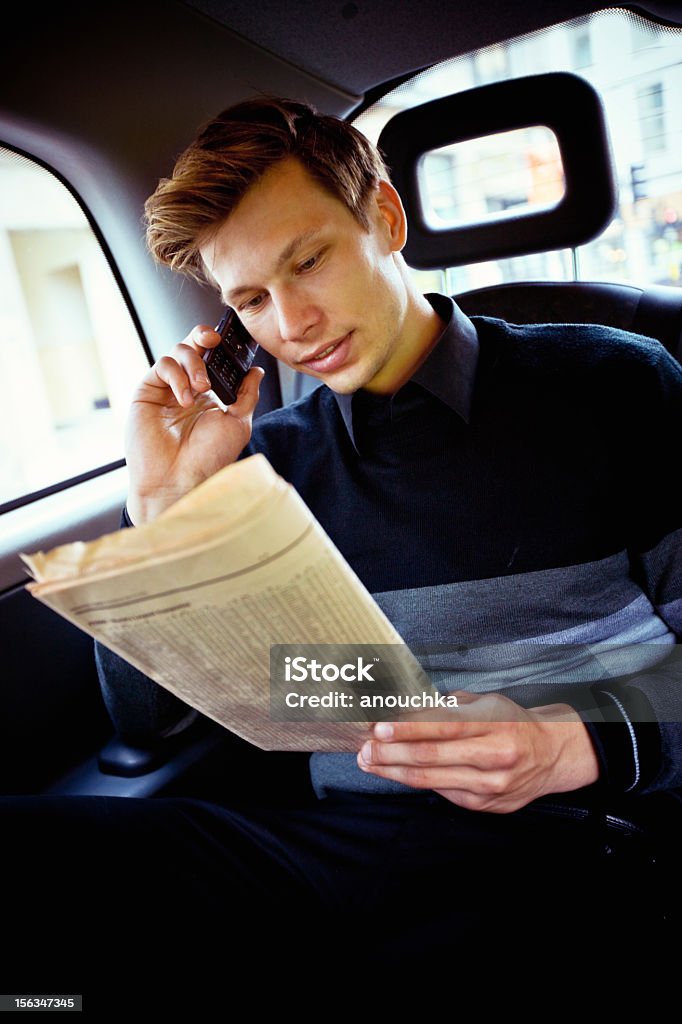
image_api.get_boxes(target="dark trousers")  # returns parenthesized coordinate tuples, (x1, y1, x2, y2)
(0, 790, 673, 1008)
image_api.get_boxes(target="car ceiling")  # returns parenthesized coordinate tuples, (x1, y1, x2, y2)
(183, 0, 682, 97)
(2, 0, 681, 360)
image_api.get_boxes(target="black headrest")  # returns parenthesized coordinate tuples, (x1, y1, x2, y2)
(378, 72, 617, 270)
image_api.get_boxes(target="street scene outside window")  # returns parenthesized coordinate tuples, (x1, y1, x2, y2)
(0, 149, 148, 507)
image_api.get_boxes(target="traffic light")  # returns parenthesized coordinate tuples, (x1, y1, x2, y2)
(630, 163, 647, 202)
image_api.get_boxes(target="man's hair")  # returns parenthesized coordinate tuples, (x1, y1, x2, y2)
(144, 96, 389, 285)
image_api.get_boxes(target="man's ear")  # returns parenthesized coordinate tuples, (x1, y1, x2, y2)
(373, 179, 407, 252)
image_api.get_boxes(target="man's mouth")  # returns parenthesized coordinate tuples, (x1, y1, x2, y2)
(298, 332, 353, 372)
(313, 343, 338, 359)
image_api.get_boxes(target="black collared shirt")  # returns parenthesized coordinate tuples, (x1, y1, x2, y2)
(333, 293, 479, 452)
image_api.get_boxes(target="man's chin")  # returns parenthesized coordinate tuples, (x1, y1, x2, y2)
(298, 365, 366, 395)
(325, 379, 362, 395)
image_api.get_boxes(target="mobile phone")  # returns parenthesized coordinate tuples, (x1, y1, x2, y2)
(202, 307, 259, 405)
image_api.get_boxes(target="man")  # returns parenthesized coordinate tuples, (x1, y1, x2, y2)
(116, 96, 680, 806)
(4, 97, 682, 995)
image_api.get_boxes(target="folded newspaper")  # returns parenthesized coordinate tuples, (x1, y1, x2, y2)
(21, 455, 435, 752)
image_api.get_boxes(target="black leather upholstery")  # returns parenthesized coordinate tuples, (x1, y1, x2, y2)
(456, 280, 682, 363)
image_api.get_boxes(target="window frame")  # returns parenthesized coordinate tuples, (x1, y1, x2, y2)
(0, 141, 153, 516)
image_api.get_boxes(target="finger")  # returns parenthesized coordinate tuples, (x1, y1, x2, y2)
(372, 717, 489, 743)
(356, 757, 504, 793)
(183, 324, 222, 353)
(359, 737, 509, 772)
(136, 325, 221, 407)
(147, 354, 198, 408)
(169, 323, 220, 399)
(227, 365, 265, 418)
(171, 342, 212, 395)
(372, 692, 529, 740)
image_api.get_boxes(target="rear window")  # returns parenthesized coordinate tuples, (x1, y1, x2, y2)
(354, 8, 682, 295)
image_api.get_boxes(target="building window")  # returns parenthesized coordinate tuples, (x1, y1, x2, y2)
(637, 83, 666, 155)
(572, 29, 592, 69)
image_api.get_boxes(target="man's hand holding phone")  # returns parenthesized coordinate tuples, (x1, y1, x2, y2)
(125, 318, 264, 526)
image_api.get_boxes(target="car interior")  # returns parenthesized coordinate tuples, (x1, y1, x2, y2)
(1, 0, 681, 913)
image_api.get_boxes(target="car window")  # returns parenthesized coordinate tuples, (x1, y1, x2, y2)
(354, 8, 682, 296)
(0, 147, 149, 509)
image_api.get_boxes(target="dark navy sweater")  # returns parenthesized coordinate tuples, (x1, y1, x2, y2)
(97, 295, 682, 799)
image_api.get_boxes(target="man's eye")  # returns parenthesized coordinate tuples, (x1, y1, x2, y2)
(298, 254, 318, 272)
(242, 294, 265, 311)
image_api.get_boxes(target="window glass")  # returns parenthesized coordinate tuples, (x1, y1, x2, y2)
(637, 83, 666, 155)
(355, 9, 682, 292)
(419, 126, 564, 229)
(0, 148, 149, 507)
(572, 29, 592, 69)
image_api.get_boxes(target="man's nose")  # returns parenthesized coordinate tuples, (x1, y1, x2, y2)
(274, 291, 321, 343)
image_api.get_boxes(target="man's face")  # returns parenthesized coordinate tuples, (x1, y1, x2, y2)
(199, 157, 414, 394)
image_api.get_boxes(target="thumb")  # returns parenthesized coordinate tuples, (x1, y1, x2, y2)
(228, 365, 265, 420)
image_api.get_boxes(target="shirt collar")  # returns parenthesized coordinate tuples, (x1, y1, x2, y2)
(333, 293, 479, 450)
